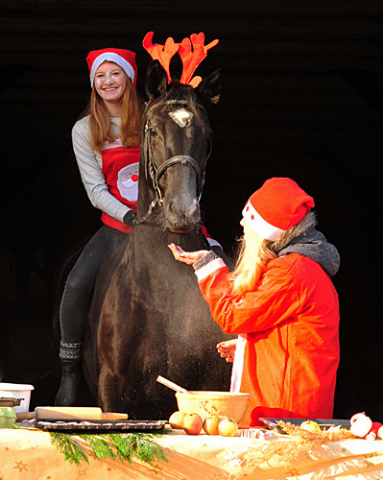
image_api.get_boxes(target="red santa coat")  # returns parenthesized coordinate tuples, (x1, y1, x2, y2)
(196, 253, 340, 426)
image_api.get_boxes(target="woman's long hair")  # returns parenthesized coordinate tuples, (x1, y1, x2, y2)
(231, 228, 276, 295)
(80, 71, 144, 152)
(231, 212, 315, 295)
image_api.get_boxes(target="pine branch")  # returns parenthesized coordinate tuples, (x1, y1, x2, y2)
(50, 432, 89, 466)
(49, 431, 168, 467)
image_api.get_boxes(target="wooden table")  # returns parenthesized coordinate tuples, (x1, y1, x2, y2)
(1, 425, 383, 479)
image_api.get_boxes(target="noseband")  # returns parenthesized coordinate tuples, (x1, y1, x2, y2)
(133, 100, 212, 226)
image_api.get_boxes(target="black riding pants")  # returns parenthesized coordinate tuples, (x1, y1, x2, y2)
(59, 225, 128, 346)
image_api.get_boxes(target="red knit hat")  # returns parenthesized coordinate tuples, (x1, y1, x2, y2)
(86, 48, 137, 88)
(242, 177, 315, 241)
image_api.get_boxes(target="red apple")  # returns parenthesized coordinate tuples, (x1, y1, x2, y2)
(183, 413, 203, 435)
(169, 411, 187, 429)
(203, 415, 220, 435)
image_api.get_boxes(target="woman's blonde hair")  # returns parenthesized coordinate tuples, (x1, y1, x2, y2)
(231, 229, 276, 295)
(81, 71, 144, 152)
(231, 212, 315, 295)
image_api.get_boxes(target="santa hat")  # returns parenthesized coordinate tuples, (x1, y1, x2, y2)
(242, 177, 315, 241)
(86, 48, 137, 88)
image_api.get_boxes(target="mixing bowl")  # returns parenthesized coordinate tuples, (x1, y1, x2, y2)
(175, 391, 250, 423)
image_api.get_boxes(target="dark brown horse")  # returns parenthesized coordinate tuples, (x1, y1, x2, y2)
(81, 60, 234, 419)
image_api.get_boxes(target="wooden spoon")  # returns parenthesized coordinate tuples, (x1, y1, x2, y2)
(156, 375, 190, 394)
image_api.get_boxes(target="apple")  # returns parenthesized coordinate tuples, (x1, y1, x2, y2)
(218, 417, 238, 437)
(183, 413, 203, 435)
(300, 420, 321, 433)
(169, 411, 187, 429)
(203, 415, 220, 435)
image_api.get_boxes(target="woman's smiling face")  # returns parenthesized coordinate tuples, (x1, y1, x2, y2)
(94, 61, 127, 105)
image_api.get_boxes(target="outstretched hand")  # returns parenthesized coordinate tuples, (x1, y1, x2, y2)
(168, 243, 208, 265)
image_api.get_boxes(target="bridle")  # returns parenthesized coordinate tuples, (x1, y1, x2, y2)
(133, 100, 212, 226)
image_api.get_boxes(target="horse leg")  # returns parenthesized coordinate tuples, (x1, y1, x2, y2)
(98, 366, 122, 412)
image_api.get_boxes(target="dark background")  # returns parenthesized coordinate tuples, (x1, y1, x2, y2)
(1, 1, 382, 419)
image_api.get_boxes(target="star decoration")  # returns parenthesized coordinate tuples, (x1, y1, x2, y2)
(150, 463, 164, 475)
(14, 460, 28, 472)
(363, 459, 375, 468)
(285, 466, 300, 478)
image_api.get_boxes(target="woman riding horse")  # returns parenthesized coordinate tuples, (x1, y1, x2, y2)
(57, 35, 232, 413)
(80, 33, 234, 418)
(55, 48, 144, 406)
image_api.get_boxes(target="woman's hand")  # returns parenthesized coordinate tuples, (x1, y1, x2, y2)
(216, 339, 238, 363)
(168, 243, 208, 265)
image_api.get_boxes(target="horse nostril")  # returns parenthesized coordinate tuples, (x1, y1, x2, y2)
(167, 200, 199, 224)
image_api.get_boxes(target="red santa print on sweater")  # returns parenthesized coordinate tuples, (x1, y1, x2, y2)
(117, 163, 139, 203)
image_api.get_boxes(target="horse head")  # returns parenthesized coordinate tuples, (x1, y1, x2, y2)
(136, 60, 223, 234)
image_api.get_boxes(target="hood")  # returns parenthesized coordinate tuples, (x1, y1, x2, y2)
(275, 215, 340, 277)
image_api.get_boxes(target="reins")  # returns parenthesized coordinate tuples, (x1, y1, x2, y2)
(133, 100, 212, 226)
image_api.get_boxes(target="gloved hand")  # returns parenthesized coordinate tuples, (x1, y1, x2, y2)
(123, 210, 136, 227)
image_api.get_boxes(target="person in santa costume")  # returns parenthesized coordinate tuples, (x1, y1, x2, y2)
(169, 177, 340, 426)
(55, 47, 145, 405)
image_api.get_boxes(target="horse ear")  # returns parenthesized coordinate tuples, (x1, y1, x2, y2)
(145, 60, 168, 100)
(196, 68, 224, 107)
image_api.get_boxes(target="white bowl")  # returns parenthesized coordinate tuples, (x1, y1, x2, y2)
(0, 383, 34, 413)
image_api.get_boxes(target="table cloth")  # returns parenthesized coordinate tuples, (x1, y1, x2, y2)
(1, 426, 383, 479)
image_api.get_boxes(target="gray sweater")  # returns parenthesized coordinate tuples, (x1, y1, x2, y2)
(72, 115, 132, 223)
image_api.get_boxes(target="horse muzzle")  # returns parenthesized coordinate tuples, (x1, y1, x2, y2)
(164, 197, 200, 233)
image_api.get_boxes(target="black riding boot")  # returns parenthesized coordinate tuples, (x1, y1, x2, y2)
(55, 342, 82, 406)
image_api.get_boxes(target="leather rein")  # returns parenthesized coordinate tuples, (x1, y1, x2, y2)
(133, 100, 212, 226)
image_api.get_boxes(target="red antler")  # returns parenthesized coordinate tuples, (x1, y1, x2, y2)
(178, 33, 219, 86)
(142, 31, 179, 84)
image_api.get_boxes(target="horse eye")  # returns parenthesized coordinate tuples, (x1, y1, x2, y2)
(150, 128, 157, 136)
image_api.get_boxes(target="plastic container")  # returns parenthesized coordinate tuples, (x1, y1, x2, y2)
(0, 383, 34, 413)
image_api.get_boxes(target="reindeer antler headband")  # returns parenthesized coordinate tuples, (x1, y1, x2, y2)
(142, 31, 219, 87)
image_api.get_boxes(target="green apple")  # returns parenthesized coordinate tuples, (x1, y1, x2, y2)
(218, 417, 238, 437)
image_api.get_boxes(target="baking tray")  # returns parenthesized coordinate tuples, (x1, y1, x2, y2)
(260, 418, 350, 432)
(31, 419, 167, 432)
